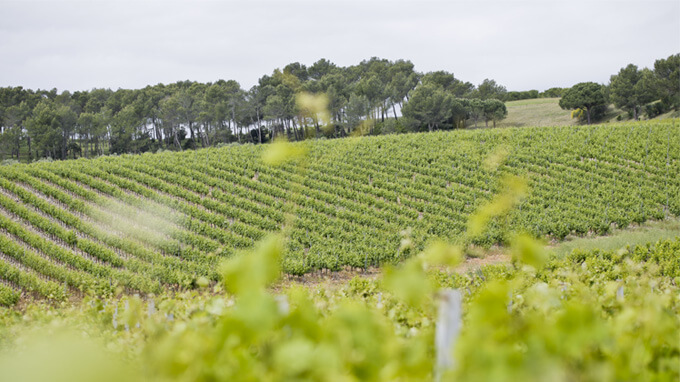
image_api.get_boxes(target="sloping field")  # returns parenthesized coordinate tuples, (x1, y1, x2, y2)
(497, 97, 628, 128)
(0, 120, 678, 304)
(497, 97, 577, 127)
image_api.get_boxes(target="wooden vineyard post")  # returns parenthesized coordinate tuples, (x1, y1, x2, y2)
(113, 305, 118, 329)
(148, 299, 156, 317)
(124, 300, 130, 331)
(435, 289, 462, 380)
(617, 286, 624, 301)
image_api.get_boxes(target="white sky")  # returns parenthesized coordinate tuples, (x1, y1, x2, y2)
(0, 0, 678, 92)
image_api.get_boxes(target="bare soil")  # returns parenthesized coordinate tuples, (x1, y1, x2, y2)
(273, 251, 511, 290)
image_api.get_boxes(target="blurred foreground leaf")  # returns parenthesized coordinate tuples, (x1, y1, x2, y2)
(220, 234, 283, 295)
(262, 138, 308, 166)
(420, 240, 463, 268)
(0, 329, 137, 382)
(468, 175, 527, 237)
(511, 233, 548, 268)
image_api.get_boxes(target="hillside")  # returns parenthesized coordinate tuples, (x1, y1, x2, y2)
(0, 120, 678, 304)
(497, 98, 578, 127)
(496, 97, 679, 128)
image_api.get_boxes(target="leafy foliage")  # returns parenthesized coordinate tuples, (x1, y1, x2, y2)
(0, 235, 678, 381)
(559, 82, 607, 124)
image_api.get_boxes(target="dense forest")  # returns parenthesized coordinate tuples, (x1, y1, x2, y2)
(0, 54, 677, 162)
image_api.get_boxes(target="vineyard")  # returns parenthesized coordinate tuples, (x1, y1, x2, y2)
(0, 120, 678, 304)
(1, 231, 679, 381)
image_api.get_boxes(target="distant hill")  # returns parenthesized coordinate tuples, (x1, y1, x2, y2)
(488, 97, 679, 128)
(497, 98, 578, 127)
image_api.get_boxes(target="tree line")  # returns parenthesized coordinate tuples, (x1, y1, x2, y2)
(559, 54, 679, 124)
(0, 58, 513, 162)
(0, 54, 677, 162)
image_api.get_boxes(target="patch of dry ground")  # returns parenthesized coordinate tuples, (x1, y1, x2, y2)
(274, 250, 511, 291)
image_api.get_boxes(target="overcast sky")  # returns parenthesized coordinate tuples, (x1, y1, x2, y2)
(1, 0, 678, 93)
